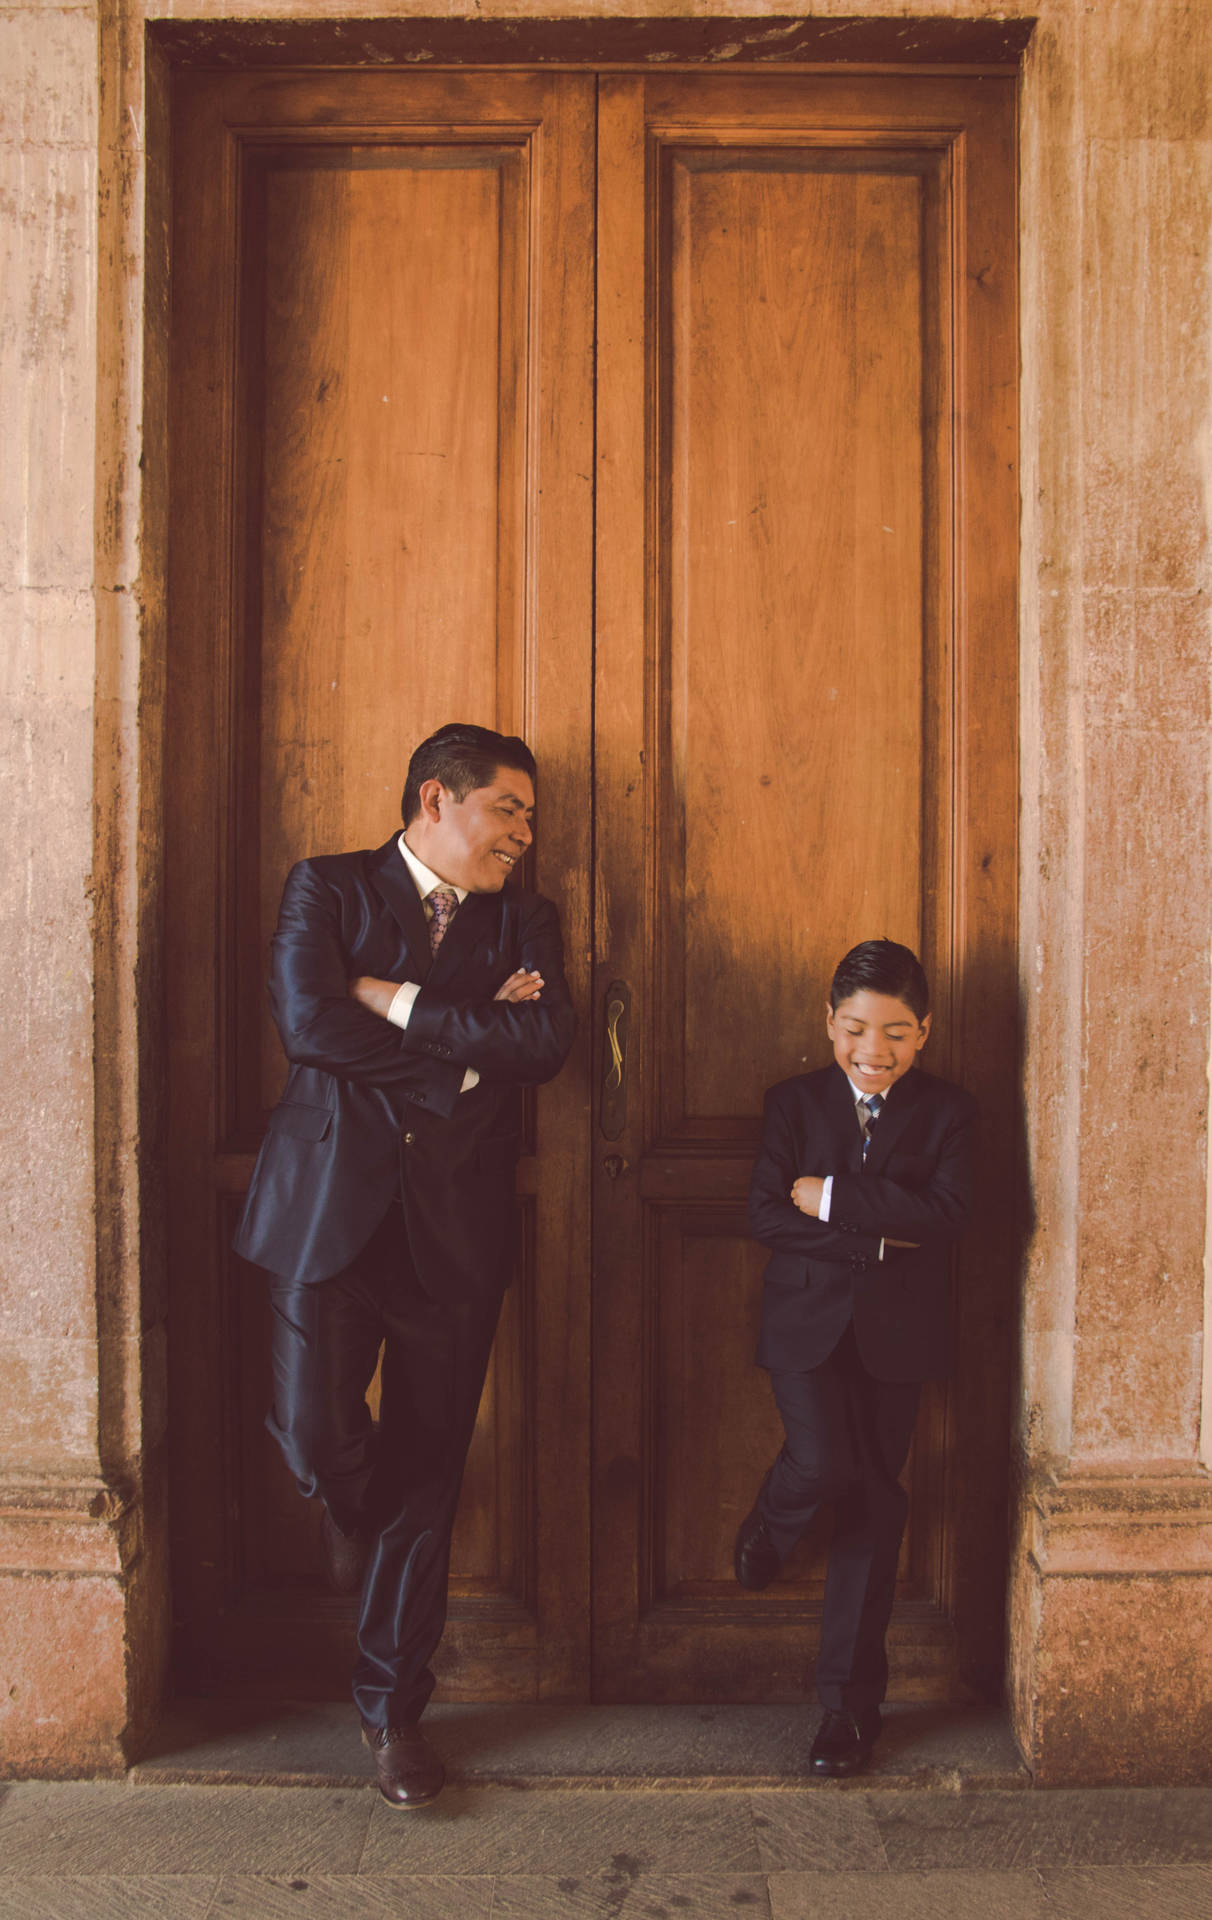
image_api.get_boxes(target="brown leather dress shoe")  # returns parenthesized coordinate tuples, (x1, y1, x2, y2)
(321, 1508, 370, 1596)
(362, 1724, 446, 1808)
(734, 1504, 782, 1591)
(808, 1707, 882, 1777)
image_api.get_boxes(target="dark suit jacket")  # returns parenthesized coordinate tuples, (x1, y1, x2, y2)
(233, 833, 576, 1300)
(749, 1064, 976, 1383)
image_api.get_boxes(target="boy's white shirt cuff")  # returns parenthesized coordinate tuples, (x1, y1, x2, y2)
(816, 1172, 884, 1259)
(386, 981, 479, 1092)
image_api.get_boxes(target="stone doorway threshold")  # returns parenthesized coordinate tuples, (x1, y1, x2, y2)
(132, 1702, 1028, 1793)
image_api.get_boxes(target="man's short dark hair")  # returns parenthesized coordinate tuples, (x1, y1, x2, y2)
(401, 723, 537, 827)
(829, 939, 931, 1020)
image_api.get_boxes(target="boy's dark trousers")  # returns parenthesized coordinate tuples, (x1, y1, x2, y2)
(759, 1322, 919, 1713)
(265, 1198, 504, 1731)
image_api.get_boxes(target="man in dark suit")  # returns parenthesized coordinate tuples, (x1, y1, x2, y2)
(234, 722, 575, 1808)
(735, 939, 975, 1778)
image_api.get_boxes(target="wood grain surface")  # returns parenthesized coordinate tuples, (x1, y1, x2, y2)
(591, 70, 1015, 1704)
(167, 62, 1016, 1710)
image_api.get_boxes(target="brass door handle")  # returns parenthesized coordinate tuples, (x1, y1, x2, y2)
(605, 998, 625, 1091)
(600, 980, 630, 1141)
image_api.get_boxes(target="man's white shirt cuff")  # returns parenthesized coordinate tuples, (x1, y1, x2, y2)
(387, 982, 421, 1028)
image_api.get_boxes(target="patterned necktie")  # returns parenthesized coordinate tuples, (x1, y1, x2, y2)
(427, 886, 459, 955)
(860, 1093, 884, 1161)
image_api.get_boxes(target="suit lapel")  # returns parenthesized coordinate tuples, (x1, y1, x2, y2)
(863, 1068, 923, 1172)
(368, 834, 432, 981)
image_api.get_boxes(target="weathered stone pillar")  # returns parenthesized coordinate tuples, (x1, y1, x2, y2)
(0, 0, 167, 1776)
(1014, 0, 1212, 1785)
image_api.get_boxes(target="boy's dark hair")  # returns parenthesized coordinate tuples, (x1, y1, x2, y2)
(829, 939, 931, 1021)
(401, 723, 537, 826)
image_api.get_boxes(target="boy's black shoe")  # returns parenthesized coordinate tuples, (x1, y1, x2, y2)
(809, 1707, 882, 1777)
(734, 1505, 781, 1590)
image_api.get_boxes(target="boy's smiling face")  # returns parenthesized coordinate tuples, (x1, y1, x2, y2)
(826, 990, 931, 1096)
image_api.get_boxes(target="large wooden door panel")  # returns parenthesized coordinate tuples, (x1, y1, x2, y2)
(167, 69, 594, 1700)
(593, 72, 1016, 1702)
(664, 147, 935, 1129)
(167, 62, 1017, 1710)
(249, 145, 530, 1112)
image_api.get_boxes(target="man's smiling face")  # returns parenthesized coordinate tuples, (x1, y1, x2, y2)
(412, 764, 535, 894)
(826, 989, 931, 1096)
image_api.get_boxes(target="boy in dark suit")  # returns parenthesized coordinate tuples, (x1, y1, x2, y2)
(735, 939, 975, 1777)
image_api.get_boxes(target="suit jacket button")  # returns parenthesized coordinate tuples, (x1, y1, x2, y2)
(402, 1131, 415, 1146)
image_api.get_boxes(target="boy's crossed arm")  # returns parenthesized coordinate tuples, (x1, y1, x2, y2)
(814, 1098, 976, 1247)
(750, 1089, 976, 1262)
(790, 1175, 919, 1249)
(749, 1096, 888, 1265)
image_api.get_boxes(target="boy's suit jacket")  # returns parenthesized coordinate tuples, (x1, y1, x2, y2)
(749, 1064, 976, 1383)
(233, 832, 576, 1302)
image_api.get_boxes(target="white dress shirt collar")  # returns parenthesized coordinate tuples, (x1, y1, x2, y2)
(847, 1075, 884, 1106)
(397, 833, 468, 906)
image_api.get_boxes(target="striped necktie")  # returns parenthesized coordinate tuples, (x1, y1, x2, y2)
(860, 1093, 884, 1161)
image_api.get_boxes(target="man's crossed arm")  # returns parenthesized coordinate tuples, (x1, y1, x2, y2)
(349, 969, 545, 1018)
(269, 860, 575, 1098)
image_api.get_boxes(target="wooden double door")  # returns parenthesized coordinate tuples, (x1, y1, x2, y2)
(167, 64, 1017, 1706)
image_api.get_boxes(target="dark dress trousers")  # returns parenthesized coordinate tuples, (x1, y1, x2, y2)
(748, 1063, 975, 1713)
(233, 833, 575, 1728)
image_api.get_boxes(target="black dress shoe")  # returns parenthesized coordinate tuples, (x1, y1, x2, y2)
(362, 1724, 445, 1808)
(809, 1707, 882, 1777)
(321, 1508, 370, 1596)
(734, 1504, 782, 1590)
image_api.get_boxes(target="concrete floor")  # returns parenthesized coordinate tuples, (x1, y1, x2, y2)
(2, 1706, 1209, 1918)
(131, 1701, 1030, 1793)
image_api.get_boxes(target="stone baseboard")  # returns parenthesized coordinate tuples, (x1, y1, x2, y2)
(1011, 1464, 1212, 1786)
(0, 1474, 155, 1778)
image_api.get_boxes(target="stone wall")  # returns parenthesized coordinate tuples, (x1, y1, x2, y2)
(1014, 0, 1212, 1784)
(0, 0, 170, 1776)
(1, 0, 1209, 1783)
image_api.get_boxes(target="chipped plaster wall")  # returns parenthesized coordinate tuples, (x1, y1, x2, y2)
(0, 0, 1209, 1781)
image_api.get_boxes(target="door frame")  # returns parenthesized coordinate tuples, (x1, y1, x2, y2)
(153, 20, 1024, 1709)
